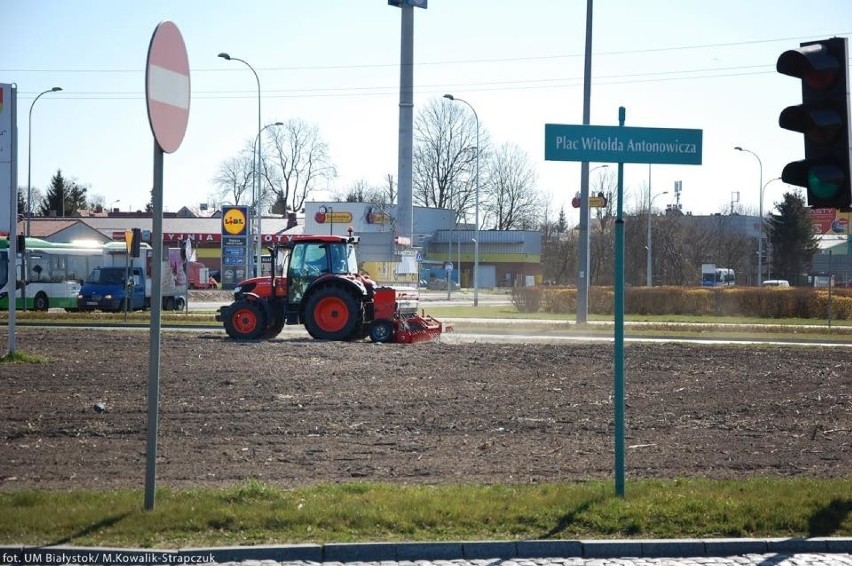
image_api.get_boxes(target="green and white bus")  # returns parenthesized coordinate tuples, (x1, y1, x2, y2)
(1, 237, 106, 311)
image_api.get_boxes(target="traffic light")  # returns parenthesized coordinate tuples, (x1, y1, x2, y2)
(777, 37, 852, 209)
(129, 228, 141, 258)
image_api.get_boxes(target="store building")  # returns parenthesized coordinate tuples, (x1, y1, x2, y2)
(18, 201, 543, 289)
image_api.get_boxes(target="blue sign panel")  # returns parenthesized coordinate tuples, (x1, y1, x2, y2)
(544, 124, 703, 165)
(223, 246, 246, 257)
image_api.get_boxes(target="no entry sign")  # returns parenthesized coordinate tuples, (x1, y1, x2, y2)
(145, 21, 190, 153)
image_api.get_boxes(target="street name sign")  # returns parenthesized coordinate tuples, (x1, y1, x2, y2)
(545, 124, 703, 165)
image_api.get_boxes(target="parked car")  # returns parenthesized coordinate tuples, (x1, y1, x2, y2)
(761, 279, 790, 287)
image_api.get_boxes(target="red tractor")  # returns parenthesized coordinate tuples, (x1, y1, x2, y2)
(215, 232, 450, 343)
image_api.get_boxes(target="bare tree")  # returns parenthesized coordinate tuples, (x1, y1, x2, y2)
(332, 177, 394, 205)
(412, 98, 482, 221)
(383, 174, 396, 205)
(266, 118, 336, 214)
(212, 144, 254, 206)
(542, 227, 579, 285)
(586, 169, 619, 284)
(483, 142, 541, 230)
(88, 193, 106, 213)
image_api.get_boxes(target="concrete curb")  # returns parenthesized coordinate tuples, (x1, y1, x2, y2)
(2, 538, 850, 564)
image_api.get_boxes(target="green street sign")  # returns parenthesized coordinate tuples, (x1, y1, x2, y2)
(545, 123, 703, 165)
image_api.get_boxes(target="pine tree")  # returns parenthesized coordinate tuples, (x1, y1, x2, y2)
(556, 206, 568, 234)
(38, 169, 88, 217)
(270, 193, 288, 215)
(766, 191, 819, 285)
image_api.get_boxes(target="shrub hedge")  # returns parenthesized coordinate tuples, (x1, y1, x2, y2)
(515, 286, 852, 319)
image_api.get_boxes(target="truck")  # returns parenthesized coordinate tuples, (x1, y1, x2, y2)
(701, 263, 736, 287)
(186, 260, 215, 289)
(76, 242, 188, 311)
(216, 231, 451, 343)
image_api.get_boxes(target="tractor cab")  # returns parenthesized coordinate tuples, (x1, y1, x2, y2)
(284, 239, 360, 304)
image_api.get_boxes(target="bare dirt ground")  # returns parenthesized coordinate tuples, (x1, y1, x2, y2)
(0, 327, 849, 490)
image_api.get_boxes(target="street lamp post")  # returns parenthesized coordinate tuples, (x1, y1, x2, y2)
(590, 164, 609, 181)
(735, 146, 763, 285)
(253, 120, 283, 249)
(443, 94, 480, 306)
(110, 199, 120, 212)
(646, 191, 669, 286)
(26, 87, 62, 236)
(219, 52, 262, 277)
(760, 176, 783, 279)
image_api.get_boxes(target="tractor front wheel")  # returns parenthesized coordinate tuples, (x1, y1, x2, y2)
(262, 315, 286, 339)
(223, 300, 267, 340)
(304, 286, 362, 341)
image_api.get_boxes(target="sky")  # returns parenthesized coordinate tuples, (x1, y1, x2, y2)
(4, 0, 852, 224)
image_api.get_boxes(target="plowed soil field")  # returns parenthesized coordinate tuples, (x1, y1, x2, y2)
(0, 328, 849, 490)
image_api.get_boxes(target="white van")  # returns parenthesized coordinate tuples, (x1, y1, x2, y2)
(761, 279, 790, 287)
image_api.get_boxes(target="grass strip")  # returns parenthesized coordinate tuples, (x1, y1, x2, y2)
(1, 478, 850, 548)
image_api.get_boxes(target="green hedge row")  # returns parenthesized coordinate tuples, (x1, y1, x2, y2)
(511, 286, 852, 319)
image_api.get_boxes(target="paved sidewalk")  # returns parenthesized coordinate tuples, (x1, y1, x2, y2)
(3, 538, 851, 565)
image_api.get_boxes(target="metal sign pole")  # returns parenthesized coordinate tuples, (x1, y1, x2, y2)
(144, 143, 164, 510)
(614, 106, 626, 498)
(3, 84, 19, 354)
(143, 19, 189, 510)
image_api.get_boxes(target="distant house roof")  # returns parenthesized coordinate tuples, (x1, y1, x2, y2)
(16, 219, 111, 243)
(18, 211, 302, 244)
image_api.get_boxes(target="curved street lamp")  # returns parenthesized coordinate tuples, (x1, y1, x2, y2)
(26, 86, 62, 235)
(442, 94, 480, 306)
(219, 52, 263, 276)
(735, 146, 764, 285)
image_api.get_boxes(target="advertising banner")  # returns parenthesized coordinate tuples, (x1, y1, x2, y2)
(305, 202, 396, 235)
(810, 208, 851, 235)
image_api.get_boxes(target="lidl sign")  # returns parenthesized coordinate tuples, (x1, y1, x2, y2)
(545, 124, 703, 165)
(221, 206, 248, 236)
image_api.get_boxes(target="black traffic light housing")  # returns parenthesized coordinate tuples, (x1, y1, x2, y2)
(777, 37, 852, 209)
(130, 228, 141, 258)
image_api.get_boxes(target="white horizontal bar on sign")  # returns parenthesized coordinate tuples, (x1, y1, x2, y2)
(148, 65, 190, 110)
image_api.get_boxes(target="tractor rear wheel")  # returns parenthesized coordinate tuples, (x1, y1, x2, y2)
(223, 300, 267, 340)
(304, 286, 362, 341)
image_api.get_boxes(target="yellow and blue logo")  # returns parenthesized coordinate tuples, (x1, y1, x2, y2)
(222, 206, 248, 236)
